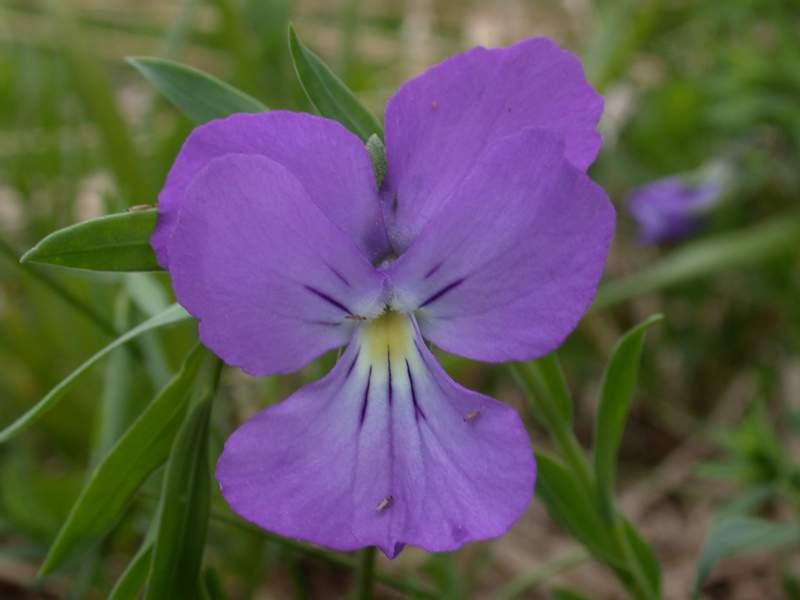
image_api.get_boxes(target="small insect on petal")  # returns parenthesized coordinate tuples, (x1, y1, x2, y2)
(375, 496, 393, 513)
(464, 410, 480, 423)
(128, 204, 153, 212)
(345, 314, 367, 321)
(431, 100, 438, 110)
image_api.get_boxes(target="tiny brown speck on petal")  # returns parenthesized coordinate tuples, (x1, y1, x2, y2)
(464, 410, 480, 423)
(375, 496, 393, 513)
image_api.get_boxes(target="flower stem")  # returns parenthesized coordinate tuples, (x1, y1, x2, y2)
(355, 546, 377, 600)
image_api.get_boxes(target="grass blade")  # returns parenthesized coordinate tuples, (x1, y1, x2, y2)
(39, 344, 212, 575)
(0, 304, 190, 443)
(593, 213, 800, 310)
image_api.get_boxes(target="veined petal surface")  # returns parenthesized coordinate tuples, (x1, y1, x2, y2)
(216, 313, 535, 557)
(168, 154, 386, 376)
(382, 37, 603, 251)
(388, 129, 615, 363)
(153, 111, 390, 267)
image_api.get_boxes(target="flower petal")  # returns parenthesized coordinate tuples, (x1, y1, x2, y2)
(216, 313, 535, 557)
(153, 111, 390, 267)
(627, 177, 720, 244)
(388, 129, 614, 363)
(382, 37, 603, 251)
(168, 154, 387, 376)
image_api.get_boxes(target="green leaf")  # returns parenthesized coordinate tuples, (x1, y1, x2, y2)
(593, 315, 663, 520)
(551, 589, 593, 600)
(535, 451, 621, 566)
(108, 542, 153, 600)
(694, 516, 800, 597)
(0, 304, 190, 444)
(593, 213, 800, 310)
(288, 24, 382, 142)
(20, 210, 160, 272)
(128, 57, 267, 124)
(511, 353, 573, 428)
(622, 519, 661, 597)
(39, 344, 212, 575)
(146, 358, 222, 599)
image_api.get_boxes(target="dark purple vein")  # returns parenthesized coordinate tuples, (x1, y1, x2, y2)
(359, 367, 372, 427)
(419, 278, 465, 308)
(405, 360, 427, 422)
(303, 284, 352, 314)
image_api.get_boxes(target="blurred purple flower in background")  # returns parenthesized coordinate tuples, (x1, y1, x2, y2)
(627, 163, 731, 245)
(153, 38, 614, 557)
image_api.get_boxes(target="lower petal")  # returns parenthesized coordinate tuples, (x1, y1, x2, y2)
(216, 313, 535, 557)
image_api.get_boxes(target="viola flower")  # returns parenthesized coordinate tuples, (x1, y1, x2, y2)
(153, 38, 614, 558)
(627, 164, 731, 244)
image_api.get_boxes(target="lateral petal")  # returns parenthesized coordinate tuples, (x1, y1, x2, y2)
(168, 154, 386, 376)
(388, 129, 614, 362)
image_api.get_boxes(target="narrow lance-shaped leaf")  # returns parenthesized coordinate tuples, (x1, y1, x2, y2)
(0, 304, 190, 444)
(128, 57, 267, 124)
(510, 352, 573, 429)
(39, 344, 213, 575)
(694, 516, 800, 598)
(145, 358, 223, 599)
(21, 210, 160, 272)
(535, 451, 622, 567)
(289, 24, 383, 142)
(108, 540, 153, 600)
(593, 314, 663, 521)
(618, 519, 662, 598)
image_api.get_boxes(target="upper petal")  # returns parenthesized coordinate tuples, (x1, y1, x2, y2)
(152, 111, 390, 267)
(382, 37, 603, 252)
(168, 153, 386, 376)
(216, 313, 535, 557)
(388, 129, 615, 363)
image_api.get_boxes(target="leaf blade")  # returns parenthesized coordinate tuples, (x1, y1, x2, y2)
(21, 210, 160, 272)
(593, 315, 663, 520)
(39, 344, 211, 575)
(145, 359, 222, 599)
(0, 304, 190, 444)
(694, 516, 800, 597)
(288, 24, 382, 142)
(535, 451, 622, 566)
(128, 57, 267, 124)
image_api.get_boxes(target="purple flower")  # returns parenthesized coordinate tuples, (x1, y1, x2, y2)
(627, 176, 724, 245)
(153, 38, 614, 558)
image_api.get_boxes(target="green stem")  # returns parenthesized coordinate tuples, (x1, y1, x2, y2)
(615, 521, 658, 600)
(355, 546, 376, 600)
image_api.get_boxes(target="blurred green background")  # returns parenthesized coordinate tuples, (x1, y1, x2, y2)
(1, 0, 799, 598)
